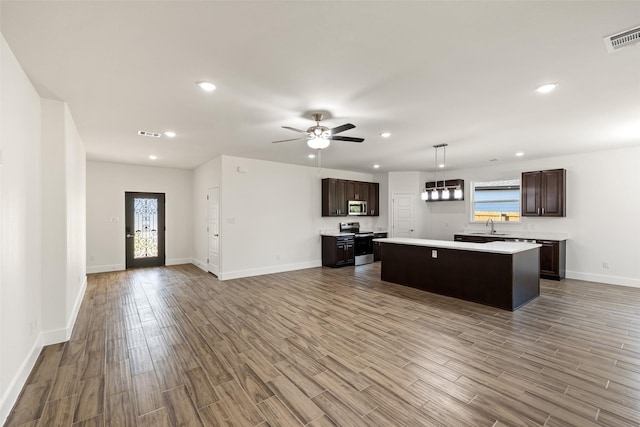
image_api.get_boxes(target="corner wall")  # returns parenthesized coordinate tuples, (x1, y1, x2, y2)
(40, 99, 87, 344)
(192, 155, 384, 280)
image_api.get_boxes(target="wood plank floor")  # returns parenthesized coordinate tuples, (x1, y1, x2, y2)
(6, 263, 640, 426)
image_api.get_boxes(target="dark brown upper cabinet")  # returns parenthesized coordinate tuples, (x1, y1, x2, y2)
(322, 178, 379, 217)
(521, 169, 566, 217)
(322, 178, 347, 216)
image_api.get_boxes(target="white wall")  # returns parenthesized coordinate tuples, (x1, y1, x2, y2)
(86, 161, 193, 273)
(192, 155, 384, 280)
(419, 146, 640, 287)
(1, 34, 42, 422)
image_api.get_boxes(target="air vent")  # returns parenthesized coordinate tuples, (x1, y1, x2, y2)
(138, 130, 161, 138)
(604, 26, 640, 53)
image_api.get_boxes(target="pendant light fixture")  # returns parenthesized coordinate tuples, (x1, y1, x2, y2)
(422, 143, 464, 202)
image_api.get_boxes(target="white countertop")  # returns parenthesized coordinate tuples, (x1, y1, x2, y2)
(375, 237, 540, 254)
(320, 230, 389, 237)
(320, 231, 355, 237)
(455, 230, 568, 241)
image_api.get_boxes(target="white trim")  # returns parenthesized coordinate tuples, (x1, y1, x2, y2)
(0, 336, 42, 425)
(86, 263, 124, 274)
(566, 271, 640, 288)
(166, 258, 192, 266)
(218, 260, 321, 281)
(191, 259, 207, 272)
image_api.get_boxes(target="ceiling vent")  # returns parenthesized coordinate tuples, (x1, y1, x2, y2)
(138, 130, 161, 138)
(604, 25, 640, 53)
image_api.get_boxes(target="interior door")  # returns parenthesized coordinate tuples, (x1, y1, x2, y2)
(125, 192, 165, 269)
(392, 193, 416, 237)
(207, 187, 220, 275)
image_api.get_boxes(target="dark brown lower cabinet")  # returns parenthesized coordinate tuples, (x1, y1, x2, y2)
(454, 234, 566, 281)
(373, 232, 388, 261)
(537, 240, 566, 280)
(321, 235, 355, 267)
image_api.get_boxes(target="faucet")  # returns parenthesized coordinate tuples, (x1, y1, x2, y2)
(486, 218, 495, 234)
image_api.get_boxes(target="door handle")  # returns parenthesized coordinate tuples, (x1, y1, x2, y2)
(126, 234, 135, 238)
(409, 229, 414, 232)
(214, 234, 219, 237)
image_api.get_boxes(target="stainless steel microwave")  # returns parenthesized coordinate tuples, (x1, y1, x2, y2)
(348, 200, 367, 215)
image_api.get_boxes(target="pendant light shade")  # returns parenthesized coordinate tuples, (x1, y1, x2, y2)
(454, 187, 463, 199)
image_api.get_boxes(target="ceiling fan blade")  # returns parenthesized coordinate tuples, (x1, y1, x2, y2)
(282, 126, 308, 134)
(272, 137, 305, 144)
(329, 135, 364, 143)
(330, 123, 355, 135)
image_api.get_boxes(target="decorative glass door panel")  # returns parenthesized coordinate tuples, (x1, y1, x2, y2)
(133, 198, 158, 258)
(125, 192, 165, 268)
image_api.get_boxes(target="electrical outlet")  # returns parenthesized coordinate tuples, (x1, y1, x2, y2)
(432, 250, 438, 258)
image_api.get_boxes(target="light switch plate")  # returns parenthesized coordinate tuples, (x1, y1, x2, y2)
(432, 250, 437, 258)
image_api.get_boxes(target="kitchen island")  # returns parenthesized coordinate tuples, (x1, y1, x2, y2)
(376, 238, 540, 311)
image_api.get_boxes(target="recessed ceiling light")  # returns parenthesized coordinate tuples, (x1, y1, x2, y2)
(438, 163, 445, 168)
(535, 83, 558, 94)
(373, 164, 380, 169)
(516, 152, 525, 157)
(164, 131, 176, 138)
(308, 154, 316, 159)
(197, 81, 216, 92)
(380, 132, 391, 138)
(149, 155, 157, 160)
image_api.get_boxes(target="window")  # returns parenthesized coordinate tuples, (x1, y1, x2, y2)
(471, 179, 520, 222)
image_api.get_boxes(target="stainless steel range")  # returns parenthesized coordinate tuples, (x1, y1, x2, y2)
(340, 222, 374, 265)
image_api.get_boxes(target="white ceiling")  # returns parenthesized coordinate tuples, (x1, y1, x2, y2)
(1, 1, 639, 173)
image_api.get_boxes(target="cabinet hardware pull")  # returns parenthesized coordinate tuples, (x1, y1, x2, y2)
(537, 208, 540, 215)
(542, 208, 545, 215)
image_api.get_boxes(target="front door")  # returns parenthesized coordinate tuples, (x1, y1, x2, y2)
(125, 192, 166, 269)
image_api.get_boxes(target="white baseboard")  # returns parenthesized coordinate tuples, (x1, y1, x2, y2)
(192, 259, 207, 272)
(566, 271, 640, 288)
(0, 336, 43, 425)
(86, 263, 124, 274)
(166, 258, 192, 266)
(218, 260, 322, 281)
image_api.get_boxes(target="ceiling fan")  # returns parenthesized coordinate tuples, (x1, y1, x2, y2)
(272, 113, 365, 149)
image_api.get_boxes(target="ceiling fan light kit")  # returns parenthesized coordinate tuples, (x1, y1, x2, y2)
(308, 137, 330, 150)
(272, 112, 364, 149)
